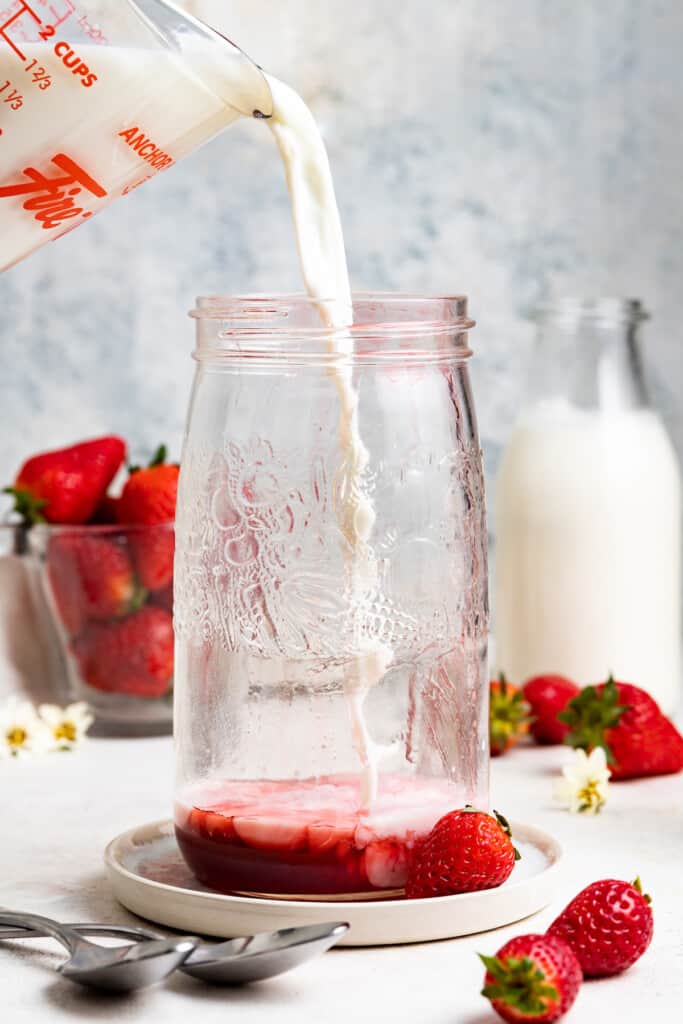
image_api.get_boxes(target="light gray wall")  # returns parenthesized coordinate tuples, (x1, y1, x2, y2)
(1, 0, 681, 507)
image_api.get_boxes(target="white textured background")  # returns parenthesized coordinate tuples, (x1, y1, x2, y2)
(1, 0, 682, 504)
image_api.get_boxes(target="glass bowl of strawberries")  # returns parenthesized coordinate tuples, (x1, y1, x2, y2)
(6, 436, 178, 734)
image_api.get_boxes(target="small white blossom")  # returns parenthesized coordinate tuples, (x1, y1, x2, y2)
(0, 698, 52, 759)
(553, 747, 611, 815)
(39, 702, 94, 751)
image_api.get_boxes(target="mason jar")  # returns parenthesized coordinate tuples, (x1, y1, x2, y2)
(495, 298, 682, 712)
(174, 294, 489, 899)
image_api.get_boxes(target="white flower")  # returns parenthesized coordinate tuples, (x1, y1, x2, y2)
(553, 747, 611, 815)
(39, 702, 94, 751)
(0, 698, 53, 759)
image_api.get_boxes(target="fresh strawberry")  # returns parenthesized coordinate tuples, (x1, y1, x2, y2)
(117, 446, 178, 589)
(74, 606, 174, 698)
(547, 877, 654, 977)
(480, 933, 582, 1023)
(47, 534, 141, 634)
(490, 675, 532, 756)
(5, 436, 126, 525)
(405, 807, 520, 899)
(559, 676, 683, 780)
(118, 445, 179, 523)
(523, 675, 580, 745)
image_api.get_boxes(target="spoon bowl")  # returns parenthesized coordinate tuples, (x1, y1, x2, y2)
(0, 916, 349, 986)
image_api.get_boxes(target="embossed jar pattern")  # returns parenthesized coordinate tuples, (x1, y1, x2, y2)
(174, 294, 489, 899)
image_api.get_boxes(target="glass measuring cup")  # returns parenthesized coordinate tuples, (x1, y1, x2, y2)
(0, 0, 272, 272)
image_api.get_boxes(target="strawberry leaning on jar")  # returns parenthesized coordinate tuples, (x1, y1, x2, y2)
(117, 445, 179, 591)
(490, 675, 533, 756)
(559, 676, 683, 780)
(405, 807, 520, 898)
(5, 436, 126, 524)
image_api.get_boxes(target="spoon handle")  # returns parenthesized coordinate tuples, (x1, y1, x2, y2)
(0, 912, 91, 955)
(0, 921, 162, 943)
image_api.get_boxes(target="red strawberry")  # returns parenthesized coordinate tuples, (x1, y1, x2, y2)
(405, 807, 520, 899)
(117, 446, 178, 589)
(523, 675, 580, 745)
(547, 877, 654, 977)
(559, 677, 683, 780)
(5, 436, 126, 525)
(74, 606, 174, 698)
(490, 675, 532, 756)
(47, 534, 141, 634)
(480, 933, 582, 1023)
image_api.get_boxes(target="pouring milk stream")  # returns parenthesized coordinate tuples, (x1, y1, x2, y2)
(0, 2, 389, 809)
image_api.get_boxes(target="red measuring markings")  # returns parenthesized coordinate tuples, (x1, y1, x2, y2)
(0, 1, 75, 58)
(0, 1, 42, 60)
(0, 153, 108, 229)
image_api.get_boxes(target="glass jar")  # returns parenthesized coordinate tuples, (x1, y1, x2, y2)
(174, 294, 489, 900)
(495, 298, 682, 712)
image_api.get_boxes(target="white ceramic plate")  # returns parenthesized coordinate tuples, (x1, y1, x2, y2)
(104, 819, 563, 947)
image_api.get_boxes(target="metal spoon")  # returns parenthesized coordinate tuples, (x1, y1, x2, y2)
(0, 912, 197, 992)
(0, 916, 349, 985)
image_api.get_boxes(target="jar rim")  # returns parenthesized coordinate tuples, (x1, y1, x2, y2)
(190, 292, 475, 362)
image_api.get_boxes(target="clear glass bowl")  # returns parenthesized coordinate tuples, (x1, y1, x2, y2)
(26, 522, 175, 734)
(174, 294, 489, 899)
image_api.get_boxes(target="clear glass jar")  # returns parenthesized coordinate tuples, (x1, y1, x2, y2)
(174, 294, 489, 900)
(495, 298, 682, 712)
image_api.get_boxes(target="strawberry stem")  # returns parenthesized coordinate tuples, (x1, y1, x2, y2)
(558, 677, 629, 764)
(3, 487, 48, 525)
(479, 953, 558, 1015)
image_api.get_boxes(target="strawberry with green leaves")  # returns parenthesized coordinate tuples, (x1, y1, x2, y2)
(405, 807, 520, 899)
(559, 676, 683, 780)
(117, 445, 179, 590)
(490, 675, 533, 757)
(480, 933, 582, 1023)
(5, 436, 126, 525)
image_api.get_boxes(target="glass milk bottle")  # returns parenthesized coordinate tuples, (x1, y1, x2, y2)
(173, 294, 489, 900)
(495, 298, 682, 713)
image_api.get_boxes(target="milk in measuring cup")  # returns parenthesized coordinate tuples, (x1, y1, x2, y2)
(0, 39, 249, 271)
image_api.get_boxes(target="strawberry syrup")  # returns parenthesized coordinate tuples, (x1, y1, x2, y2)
(175, 773, 460, 898)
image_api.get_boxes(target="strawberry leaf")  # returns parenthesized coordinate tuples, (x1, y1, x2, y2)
(3, 487, 48, 525)
(558, 678, 628, 763)
(479, 952, 558, 1014)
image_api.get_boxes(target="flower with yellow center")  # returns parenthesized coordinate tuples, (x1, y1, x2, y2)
(39, 702, 94, 751)
(0, 698, 52, 759)
(553, 747, 611, 815)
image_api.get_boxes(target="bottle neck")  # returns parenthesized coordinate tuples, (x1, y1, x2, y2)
(529, 299, 649, 413)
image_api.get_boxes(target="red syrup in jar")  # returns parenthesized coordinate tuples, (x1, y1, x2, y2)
(175, 773, 461, 898)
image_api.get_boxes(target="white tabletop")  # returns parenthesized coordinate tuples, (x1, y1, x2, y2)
(1, 735, 681, 1023)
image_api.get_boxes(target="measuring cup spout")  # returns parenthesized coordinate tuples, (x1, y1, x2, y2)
(129, 0, 273, 119)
